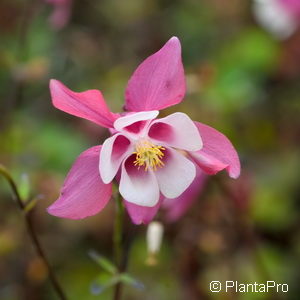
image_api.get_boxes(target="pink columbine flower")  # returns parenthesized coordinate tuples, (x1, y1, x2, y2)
(47, 37, 240, 225)
(46, 0, 72, 30)
(253, 0, 300, 39)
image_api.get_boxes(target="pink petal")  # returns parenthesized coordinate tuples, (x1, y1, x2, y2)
(114, 111, 158, 133)
(119, 155, 160, 207)
(163, 168, 207, 222)
(47, 146, 112, 219)
(124, 197, 162, 225)
(99, 134, 133, 184)
(125, 37, 186, 112)
(50, 79, 118, 128)
(148, 112, 202, 151)
(190, 122, 241, 179)
(155, 148, 196, 199)
(279, 0, 300, 18)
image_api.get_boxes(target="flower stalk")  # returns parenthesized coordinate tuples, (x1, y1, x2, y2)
(114, 193, 124, 268)
(0, 165, 67, 300)
(113, 192, 125, 300)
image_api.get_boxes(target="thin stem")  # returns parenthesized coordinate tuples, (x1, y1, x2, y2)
(0, 165, 67, 300)
(113, 194, 124, 300)
(0, 165, 24, 209)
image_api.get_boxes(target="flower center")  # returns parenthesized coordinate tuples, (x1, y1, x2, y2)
(133, 140, 165, 171)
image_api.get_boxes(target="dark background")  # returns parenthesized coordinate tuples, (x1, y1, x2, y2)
(0, 0, 300, 299)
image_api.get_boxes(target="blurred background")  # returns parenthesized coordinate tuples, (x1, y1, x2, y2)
(1, 0, 300, 299)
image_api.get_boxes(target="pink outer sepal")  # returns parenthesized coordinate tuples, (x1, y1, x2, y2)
(47, 146, 112, 219)
(124, 197, 163, 225)
(190, 122, 241, 179)
(125, 37, 186, 112)
(50, 79, 118, 128)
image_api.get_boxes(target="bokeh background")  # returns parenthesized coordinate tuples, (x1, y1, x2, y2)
(1, 0, 300, 299)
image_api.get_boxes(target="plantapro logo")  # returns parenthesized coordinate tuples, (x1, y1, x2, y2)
(209, 280, 288, 293)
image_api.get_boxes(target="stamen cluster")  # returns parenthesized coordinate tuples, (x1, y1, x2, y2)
(133, 140, 165, 171)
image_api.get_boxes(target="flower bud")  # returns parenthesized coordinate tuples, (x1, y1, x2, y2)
(146, 221, 164, 266)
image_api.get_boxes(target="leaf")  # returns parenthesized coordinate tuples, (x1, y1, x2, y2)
(88, 250, 117, 274)
(119, 273, 145, 290)
(18, 173, 30, 201)
(24, 195, 44, 213)
(90, 273, 118, 295)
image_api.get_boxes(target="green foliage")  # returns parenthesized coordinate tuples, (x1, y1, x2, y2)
(204, 29, 279, 111)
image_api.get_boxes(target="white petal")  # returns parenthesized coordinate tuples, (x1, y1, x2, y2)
(155, 147, 196, 198)
(148, 112, 202, 151)
(114, 111, 159, 132)
(99, 134, 133, 184)
(119, 155, 160, 207)
(253, 0, 298, 39)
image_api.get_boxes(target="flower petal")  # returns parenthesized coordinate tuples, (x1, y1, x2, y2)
(125, 37, 186, 111)
(114, 111, 158, 132)
(163, 167, 207, 222)
(47, 146, 112, 219)
(155, 148, 196, 199)
(148, 112, 202, 151)
(99, 134, 133, 184)
(50, 79, 118, 128)
(119, 155, 160, 207)
(190, 122, 241, 179)
(124, 197, 162, 225)
(253, 0, 298, 39)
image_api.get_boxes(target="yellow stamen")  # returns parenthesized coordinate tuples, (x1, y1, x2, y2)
(133, 140, 165, 171)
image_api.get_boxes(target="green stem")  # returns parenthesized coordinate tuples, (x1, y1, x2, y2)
(0, 165, 67, 300)
(113, 194, 124, 300)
